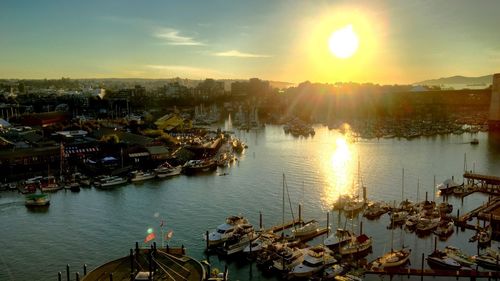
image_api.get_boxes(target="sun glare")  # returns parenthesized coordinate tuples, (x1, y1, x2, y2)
(328, 25, 359, 59)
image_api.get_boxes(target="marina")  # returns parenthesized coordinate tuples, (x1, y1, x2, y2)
(1, 125, 500, 280)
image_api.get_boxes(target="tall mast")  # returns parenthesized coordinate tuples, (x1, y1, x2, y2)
(282, 173, 285, 238)
(402, 168, 405, 202)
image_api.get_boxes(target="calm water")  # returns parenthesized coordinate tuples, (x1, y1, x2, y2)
(1, 125, 500, 281)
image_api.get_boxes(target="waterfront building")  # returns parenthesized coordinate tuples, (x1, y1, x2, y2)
(488, 73, 500, 130)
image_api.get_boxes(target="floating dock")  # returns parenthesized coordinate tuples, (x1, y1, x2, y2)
(366, 268, 500, 279)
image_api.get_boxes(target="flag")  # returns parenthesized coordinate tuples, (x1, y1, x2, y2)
(165, 230, 173, 240)
(144, 232, 156, 243)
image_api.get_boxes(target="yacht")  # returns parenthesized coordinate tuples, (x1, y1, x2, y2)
(437, 178, 461, 195)
(95, 176, 128, 189)
(339, 234, 372, 256)
(206, 215, 249, 247)
(288, 245, 337, 278)
(183, 158, 217, 174)
(130, 170, 156, 182)
(272, 246, 305, 272)
(324, 229, 356, 249)
(219, 227, 256, 255)
(369, 248, 411, 270)
(292, 220, 320, 238)
(427, 250, 461, 269)
(155, 162, 182, 178)
(444, 246, 475, 267)
(433, 220, 454, 239)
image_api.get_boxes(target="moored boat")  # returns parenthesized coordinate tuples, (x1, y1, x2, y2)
(40, 176, 62, 192)
(339, 234, 372, 256)
(130, 170, 156, 182)
(444, 246, 476, 267)
(292, 220, 320, 238)
(155, 161, 182, 178)
(368, 248, 411, 270)
(94, 176, 128, 189)
(205, 215, 249, 247)
(427, 250, 461, 269)
(183, 158, 217, 174)
(288, 245, 336, 278)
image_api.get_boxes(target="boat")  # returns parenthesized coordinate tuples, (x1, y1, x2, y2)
(415, 217, 439, 234)
(40, 176, 62, 192)
(324, 228, 356, 249)
(243, 234, 273, 255)
(219, 227, 256, 255)
(155, 161, 182, 178)
(443, 246, 476, 267)
(405, 214, 420, 229)
(292, 220, 320, 237)
(363, 201, 390, 219)
(473, 253, 500, 270)
(130, 170, 156, 182)
(272, 246, 305, 272)
(339, 234, 372, 256)
(205, 215, 249, 247)
(25, 193, 50, 207)
(390, 210, 408, 225)
(427, 250, 462, 269)
(343, 199, 365, 214)
(477, 226, 492, 245)
(288, 245, 337, 278)
(332, 195, 351, 211)
(369, 248, 411, 270)
(323, 263, 348, 279)
(437, 178, 461, 195)
(433, 220, 454, 239)
(94, 176, 128, 189)
(183, 158, 217, 174)
(470, 138, 479, 145)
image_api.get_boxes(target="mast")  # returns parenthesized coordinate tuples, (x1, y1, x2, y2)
(402, 168, 405, 202)
(417, 178, 420, 203)
(282, 173, 285, 238)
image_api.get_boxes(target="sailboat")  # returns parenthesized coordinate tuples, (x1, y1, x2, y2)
(369, 206, 410, 270)
(343, 158, 365, 214)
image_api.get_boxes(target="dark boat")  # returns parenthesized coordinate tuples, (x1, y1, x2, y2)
(427, 250, 461, 269)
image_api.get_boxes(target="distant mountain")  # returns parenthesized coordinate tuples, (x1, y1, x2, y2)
(415, 74, 493, 86)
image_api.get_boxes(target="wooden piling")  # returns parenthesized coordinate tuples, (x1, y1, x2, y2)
(223, 265, 228, 281)
(66, 264, 70, 281)
(206, 231, 209, 250)
(259, 211, 263, 229)
(421, 253, 424, 281)
(298, 204, 302, 223)
(58, 272, 62, 281)
(326, 212, 330, 236)
(130, 249, 134, 273)
(425, 191, 428, 202)
(434, 236, 437, 251)
(76, 272, 79, 281)
(83, 264, 87, 276)
(109, 272, 113, 281)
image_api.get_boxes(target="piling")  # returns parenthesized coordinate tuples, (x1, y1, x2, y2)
(206, 231, 209, 250)
(130, 273, 134, 281)
(360, 221, 363, 235)
(135, 242, 139, 256)
(130, 249, 134, 273)
(109, 272, 113, 281)
(362, 185, 367, 202)
(83, 264, 87, 276)
(76, 272, 79, 281)
(224, 265, 228, 281)
(66, 264, 70, 281)
(425, 191, 428, 202)
(420, 253, 424, 281)
(259, 211, 263, 229)
(58, 272, 62, 281)
(326, 212, 330, 236)
(148, 252, 152, 277)
(434, 236, 437, 251)
(298, 204, 302, 223)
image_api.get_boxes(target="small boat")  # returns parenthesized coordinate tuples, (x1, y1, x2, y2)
(332, 195, 351, 210)
(415, 218, 439, 234)
(272, 246, 305, 272)
(477, 226, 492, 245)
(438, 202, 453, 214)
(339, 234, 372, 256)
(130, 170, 156, 182)
(155, 161, 182, 178)
(219, 228, 256, 255)
(427, 250, 461, 269)
(473, 254, 500, 270)
(444, 246, 476, 267)
(25, 193, 50, 207)
(433, 220, 454, 239)
(405, 214, 420, 229)
(205, 216, 249, 247)
(94, 176, 128, 189)
(363, 201, 390, 219)
(183, 158, 217, 174)
(323, 263, 348, 279)
(470, 138, 479, 145)
(288, 245, 336, 278)
(40, 176, 62, 192)
(292, 220, 320, 237)
(390, 210, 408, 225)
(437, 178, 461, 195)
(324, 229, 356, 249)
(369, 248, 411, 270)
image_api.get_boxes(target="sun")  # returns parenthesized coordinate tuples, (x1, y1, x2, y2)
(328, 25, 359, 59)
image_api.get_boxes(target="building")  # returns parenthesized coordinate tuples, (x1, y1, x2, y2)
(489, 73, 500, 130)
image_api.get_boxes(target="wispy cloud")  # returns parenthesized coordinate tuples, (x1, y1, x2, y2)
(154, 28, 204, 46)
(212, 50, 271, 58)
(145, 64, 232, 79)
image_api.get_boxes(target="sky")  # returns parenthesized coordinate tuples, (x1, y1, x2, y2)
(0, 0, 499, 84)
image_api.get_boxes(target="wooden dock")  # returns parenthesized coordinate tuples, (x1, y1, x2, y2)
(265, 219, 303, 233)
(366, 268, 500, 279)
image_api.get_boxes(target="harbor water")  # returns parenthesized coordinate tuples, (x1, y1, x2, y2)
(1, 125, 500, 281)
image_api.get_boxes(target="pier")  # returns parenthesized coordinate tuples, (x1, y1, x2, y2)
(463, 172, 500, 195)
(366, 268, 500, 279)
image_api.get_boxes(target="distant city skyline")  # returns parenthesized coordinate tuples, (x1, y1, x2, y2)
(1, 0, 499, 84)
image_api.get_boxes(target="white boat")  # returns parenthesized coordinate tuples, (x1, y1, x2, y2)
(390, 210, 408, 224)
(206, 216, 249, 246)
(95, 176, 128, 189)
(130, 171, 156, 182)
(155, 162, 182, 178)
(339, 234, 372, 256)
(324, 229, 356, 249)
(272, 246, 305, 271)
(323, 264, 347, 279)
(288, 245, 336, 278)
(444, 246, 476, 267)
(220, 229, 256, 255)
(437, 178, 461, 195)
(477, 226, 492, 245)
(343, 199, 365, 213)
(292, 220, 320, 237)
(243, 232, 274, 255)
(433, 220, 454, 238)
(473, 254, 500, 270)
(369, 248, 411, 270)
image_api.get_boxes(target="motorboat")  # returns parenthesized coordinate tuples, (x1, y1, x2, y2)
(272, 246, 305, 272)
(444, 246, 475, 267)
(288, 245, 336, 278)
(477, 226, 492, 245)
(219, 228, 256, 255)
(130, 170, 156, 182)
(405, 214, 420, 229)
(183, 158, 217, 174)
(292, 220, 320, 238)
(415, 218, 439, 234)
(437, 178, 461, 195)
(40, 176, 62, 192)
(390, 210, 408, 225)
(363, 201, 390, 219)
(343, 199, 365, 213)
(368, 248, 411, 270)
(324, 229, 355, 249)
(339, 234, 372, 256)
(473, 254, 500, 270)
(206, 216, 249, 247)
(433, 220, 454, 239)
(25, 193, 50, 207)
(155, 162, 182, 178)
(323, 263, 348, 279)
(94, 176, 128, 189)
(427, 250, 461, 269)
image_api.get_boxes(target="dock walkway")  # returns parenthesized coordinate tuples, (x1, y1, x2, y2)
(366, 268, 500, 279)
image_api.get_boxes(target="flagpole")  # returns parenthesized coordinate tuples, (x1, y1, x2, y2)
(161, 224, 164, 248)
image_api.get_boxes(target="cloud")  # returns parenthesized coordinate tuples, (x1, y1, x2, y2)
(154, 28, 204, 46)
(213, 50, 271, 58)
(145, 64, 232, 79)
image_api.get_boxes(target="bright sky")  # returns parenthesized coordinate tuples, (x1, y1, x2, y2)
(0, 0, 499, 84)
